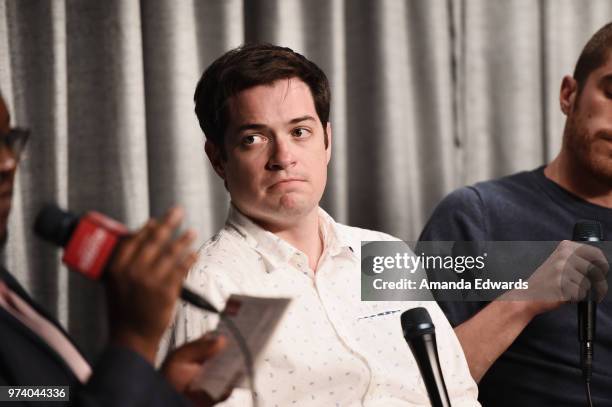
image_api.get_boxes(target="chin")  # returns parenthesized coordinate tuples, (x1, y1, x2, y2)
(278, 194, 299, 209)
(278, 192, 316, 213)
(576, 147, 612, 186)
(566, 125, 612, 185)
(588, 160, 612, 185)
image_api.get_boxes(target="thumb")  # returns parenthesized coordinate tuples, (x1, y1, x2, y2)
(170, 333, 227, 365)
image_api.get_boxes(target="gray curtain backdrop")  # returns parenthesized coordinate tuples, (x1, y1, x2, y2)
(0, 0, 611, 356)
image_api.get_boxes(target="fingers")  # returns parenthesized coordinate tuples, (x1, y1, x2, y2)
(573, 244, 609, 277)
(161, 332, 228, 401)
(184, 390, 218, 407)
(172, 333, 227, 365)
(105, 206, 200, 365)
(107, 219, 156, 277)
(112, 206, 194, 278)
(109, 207, 181, 276)
(175, 251, 199, 285)
(574, 242, 609, 264)
(560, 269, 589, 302)
(129, 207, 186, 274)
(156, 228, 198, 285)
(594, 279, 609, 302)
(554, 241, 608, 299)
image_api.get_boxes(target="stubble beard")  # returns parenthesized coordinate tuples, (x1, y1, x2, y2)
(565, 113, 612, 186)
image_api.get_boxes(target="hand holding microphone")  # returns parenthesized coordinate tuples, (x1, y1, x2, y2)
(572, 221, 605, 407)
(34, 204, 231, 405)
(34, 205, 231, 405)
(104, 206, 198, 363)
(35, 205, 198, 363)
(519, 239, 608, 315)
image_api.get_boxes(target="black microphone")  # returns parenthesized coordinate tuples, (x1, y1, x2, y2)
(33, 203, 218, 314)
(401, 307, 451, 407)
(573, 220, 603, 385)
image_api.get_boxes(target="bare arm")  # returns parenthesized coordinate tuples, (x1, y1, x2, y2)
(455, 240, 608, 382)
(454, 300, 537, 382)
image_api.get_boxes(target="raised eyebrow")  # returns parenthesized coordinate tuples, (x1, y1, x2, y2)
(289, 115, 317, 125)
(235, 123, 267, 133)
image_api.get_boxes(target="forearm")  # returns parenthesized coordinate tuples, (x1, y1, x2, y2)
(454, 299, 538, 382)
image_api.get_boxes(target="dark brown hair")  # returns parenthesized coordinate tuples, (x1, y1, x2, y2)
(194, 43, 330, 153)
(573, 22, 612, 90)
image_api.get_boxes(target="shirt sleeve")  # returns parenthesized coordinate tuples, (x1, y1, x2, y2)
(74, 346, 190, 407)
(419, 186, 488, 327)
(160, 235, 257, 406)
(163, 236, 241, 354)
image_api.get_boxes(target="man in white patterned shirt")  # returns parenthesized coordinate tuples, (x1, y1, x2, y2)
(168, 44, 479, 406)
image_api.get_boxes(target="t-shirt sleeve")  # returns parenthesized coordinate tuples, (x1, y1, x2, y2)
(419, 186, 488, 326)
(419, 186, 488, 242)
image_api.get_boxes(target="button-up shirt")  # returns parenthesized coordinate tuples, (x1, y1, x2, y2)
(167, 206, 479, 406)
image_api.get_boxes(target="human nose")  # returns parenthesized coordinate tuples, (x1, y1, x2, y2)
(266, 137, 296, 171)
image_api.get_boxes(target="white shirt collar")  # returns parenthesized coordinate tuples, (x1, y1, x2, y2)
(225, 204, 356, 273)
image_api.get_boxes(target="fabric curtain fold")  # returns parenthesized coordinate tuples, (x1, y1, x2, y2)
(1, 0, 611, 356)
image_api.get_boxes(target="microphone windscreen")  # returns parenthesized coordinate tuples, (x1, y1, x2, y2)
(401, 307, 435, 339)
(34, 204, 78, 247)
(573, 220, 603, 241)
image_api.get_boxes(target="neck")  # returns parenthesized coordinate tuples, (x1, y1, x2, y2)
(545, 151, 612, 208)
(257, 208, 323, 272)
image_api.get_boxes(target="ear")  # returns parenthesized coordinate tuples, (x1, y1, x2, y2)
(560, 75, 578, 115)
(204, 141, 226, 179)
(325, 122, 332, 165)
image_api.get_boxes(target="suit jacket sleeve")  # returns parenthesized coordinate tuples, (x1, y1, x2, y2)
(73, 346, 190, 407)
(0, 268, 191, 407)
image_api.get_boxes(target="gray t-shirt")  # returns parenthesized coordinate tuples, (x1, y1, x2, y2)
(419, 166, 612, 407)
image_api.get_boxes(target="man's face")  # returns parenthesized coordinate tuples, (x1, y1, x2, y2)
(562, 56, 612, 184)
(0, 97, 17, 244)
(207, 78, 331, 228)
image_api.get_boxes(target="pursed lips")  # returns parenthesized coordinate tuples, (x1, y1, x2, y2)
(268, 178, 307, 189)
